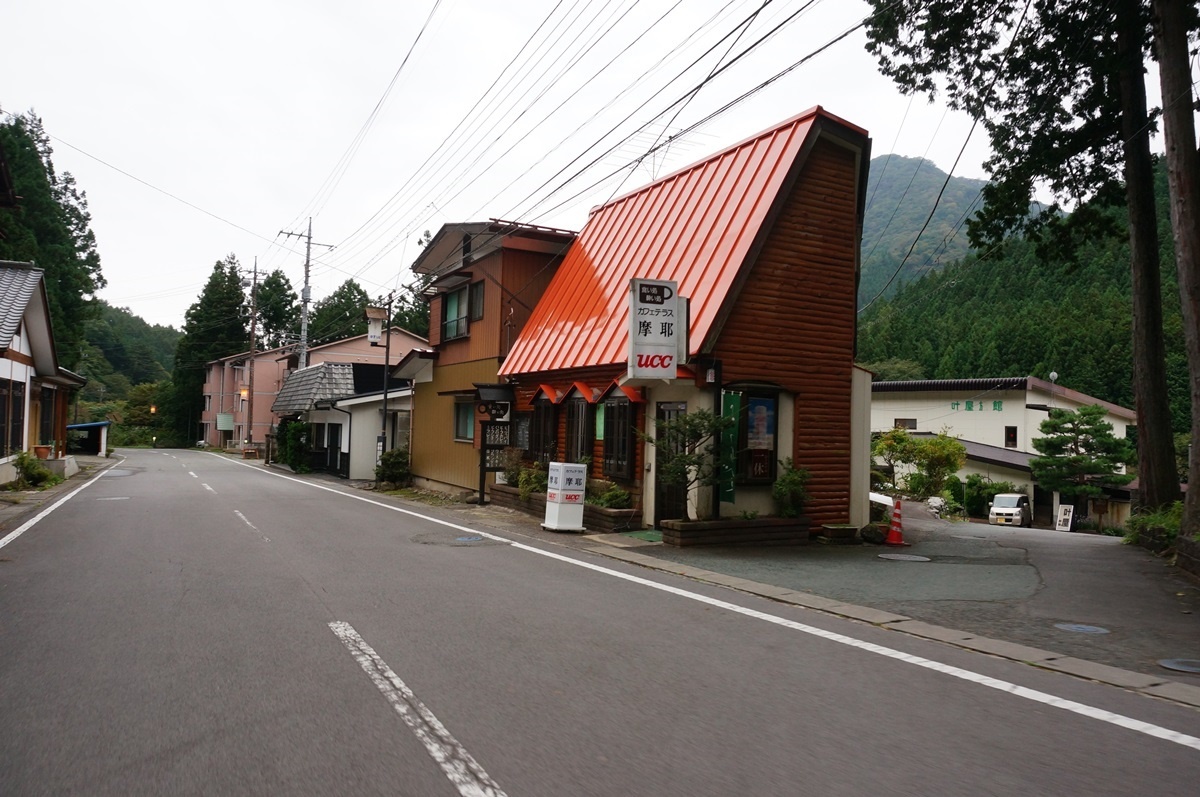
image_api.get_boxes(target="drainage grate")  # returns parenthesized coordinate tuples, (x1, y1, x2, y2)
(878, 553, 931, 562)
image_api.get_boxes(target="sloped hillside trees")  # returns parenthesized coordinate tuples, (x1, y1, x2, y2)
(864, 0, 1180, 512)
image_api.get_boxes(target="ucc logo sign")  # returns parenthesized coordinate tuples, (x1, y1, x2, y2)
(636, 353, 674, 369)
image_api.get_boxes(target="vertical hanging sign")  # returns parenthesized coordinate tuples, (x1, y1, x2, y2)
(628, 278, 680, 380)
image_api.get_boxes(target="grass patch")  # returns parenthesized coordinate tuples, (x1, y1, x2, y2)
(383, 487, 464, 507)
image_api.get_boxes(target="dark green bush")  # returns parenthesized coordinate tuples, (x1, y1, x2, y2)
(772, 458, 810, 518)
(7, 451, 61, 490)
(586, 479, 633, 509)
(375, 447, 411, 485)
(518, 463, 548, 501)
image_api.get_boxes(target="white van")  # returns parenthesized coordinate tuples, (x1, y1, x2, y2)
(988, 493, 1032, 527)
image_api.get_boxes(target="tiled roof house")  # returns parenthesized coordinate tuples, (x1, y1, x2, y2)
(498, 107, 874, 531)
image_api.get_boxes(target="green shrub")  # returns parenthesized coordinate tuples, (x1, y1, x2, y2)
(772, 458, 810, 518)
(518, 463, 548, 501)
(277, 420, 311, 473)
(1125, 501, 1184, 546)
(586, 479, 633, 509)
(945, 475, 1024, 518)
(375, 447, 411, 485)
(500, 447, 525, 485)
(7, 451, 61, 490)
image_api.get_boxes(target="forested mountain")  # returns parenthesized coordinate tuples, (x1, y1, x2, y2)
(859, 155, 988, 307)
(856, 163, 1189, 435)
(78, 302, 180, 401)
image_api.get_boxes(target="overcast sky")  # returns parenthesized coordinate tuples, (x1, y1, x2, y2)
(8, 0, 1011, 329)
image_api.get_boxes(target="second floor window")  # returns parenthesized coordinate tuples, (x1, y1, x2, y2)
(470, 281, 484, 321)
(443, 286, 469, 340)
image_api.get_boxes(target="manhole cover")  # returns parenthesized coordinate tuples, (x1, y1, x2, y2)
(412, 531, 503, 547)
(1158, 659, 1200, 674)
(878, 553, 931, 562)
(103, 469, 135, 477)
(1054, 623, 1110, 634)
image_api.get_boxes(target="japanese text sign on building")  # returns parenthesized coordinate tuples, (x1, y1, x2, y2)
(546, 462, 587, 505)
(628, 278, 681, 380)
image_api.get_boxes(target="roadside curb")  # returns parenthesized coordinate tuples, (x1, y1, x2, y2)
(581, 538, 1200, 711)
(0, 455, 121, 537)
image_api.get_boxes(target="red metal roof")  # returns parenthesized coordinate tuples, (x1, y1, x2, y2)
(500, 106, 864, 377)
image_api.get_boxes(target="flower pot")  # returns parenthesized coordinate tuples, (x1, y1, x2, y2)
(32, 445, 52, 460)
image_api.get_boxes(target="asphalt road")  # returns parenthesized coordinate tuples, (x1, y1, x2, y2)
(1, 449, 1198, 795)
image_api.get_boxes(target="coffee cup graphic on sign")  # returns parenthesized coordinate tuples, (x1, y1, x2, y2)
(639, 283, 673, 304)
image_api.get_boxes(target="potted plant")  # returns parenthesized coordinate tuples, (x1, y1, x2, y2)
(646, 410, 809, 546)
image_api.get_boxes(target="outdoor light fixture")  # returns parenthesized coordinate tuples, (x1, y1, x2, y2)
(240, 387, 249, 399)
(149, 405, 156, 414)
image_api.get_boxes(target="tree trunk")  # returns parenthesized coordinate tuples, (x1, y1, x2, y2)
(1152, 0, 1200, 538)
(1117, 0, 1181, 511)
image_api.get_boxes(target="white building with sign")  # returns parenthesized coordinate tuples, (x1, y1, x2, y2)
(870, 376, 1137, 526)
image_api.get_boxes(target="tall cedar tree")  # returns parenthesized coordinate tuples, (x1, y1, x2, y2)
(865, 0, 1180, 512)
(308, 279, 369, 345)
(169, 256, 247, 441)
(256, 269, 299, 349)
(1151, 0, 1200, 540)
(0, 113, 104, 365)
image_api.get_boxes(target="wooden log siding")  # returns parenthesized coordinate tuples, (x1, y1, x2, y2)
(712, 138, 861, 527)
(510, 366, 645, 494)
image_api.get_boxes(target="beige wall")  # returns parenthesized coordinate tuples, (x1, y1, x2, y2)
(411, 359, 504, 493)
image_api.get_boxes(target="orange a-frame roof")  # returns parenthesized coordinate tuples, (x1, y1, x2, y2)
(500, 106, 867, 378)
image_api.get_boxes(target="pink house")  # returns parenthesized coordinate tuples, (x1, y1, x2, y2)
(200, 328, 427, 448)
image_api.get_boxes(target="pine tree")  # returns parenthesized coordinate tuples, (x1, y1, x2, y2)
(1030, 405, 1135, 521)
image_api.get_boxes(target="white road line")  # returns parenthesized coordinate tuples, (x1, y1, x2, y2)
(0, 461, 116, 549)
(222, 455, 1200, 752)
(328, 621, 507, 797)
(96, 497, 130, 501)
(233, 510, 270, 542)
(188, 472, 197, 478)
(202, 484, 216, 493)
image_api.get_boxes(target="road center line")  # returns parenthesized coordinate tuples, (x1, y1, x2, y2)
(329, 621, 507, 797)
(202, 483, 216, 493)
(189, 472, 197, 478)
(225, 455, 1200, 752)
(233, 510, 269, 542)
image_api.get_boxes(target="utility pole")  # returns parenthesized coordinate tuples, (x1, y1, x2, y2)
(247, 258, 259, 447)
(279, 218, 333, 369)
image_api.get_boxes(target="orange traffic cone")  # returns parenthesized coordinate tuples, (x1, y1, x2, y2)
(885, 498, 910, 546)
